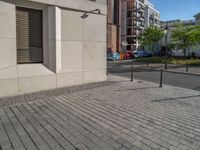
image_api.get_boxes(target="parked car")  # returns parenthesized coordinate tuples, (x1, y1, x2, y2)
(134, 51, 142, 58)
(154, 50, 172, 57)
(113, 52, 120, 60)
(107, 51, 120, 61)
(143, 51, 153, 57)
(134, 50, 152, 58)
(125, 51, 134, 59)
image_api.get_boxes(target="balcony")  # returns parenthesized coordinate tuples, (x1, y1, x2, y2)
(139, 23, 144, 27)
(127, 21, 137, 27)
(137, 8, 144, 13)
(127, 37, 137, 44)
(127, 27, 137, 37)
(138, 0, 144, 3)
(136, 25, 144, 30)
(136, 17, 144, 21)
(127, 15, 137, 19)
(126, 34, 137, 38)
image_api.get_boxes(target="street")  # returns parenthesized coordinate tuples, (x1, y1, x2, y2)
(108, 61, 200, 91)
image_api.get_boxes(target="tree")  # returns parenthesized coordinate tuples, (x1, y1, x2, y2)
(138, 26, 164, 52)
(171, 24, 200, 57)
(189, 25, 200, 43)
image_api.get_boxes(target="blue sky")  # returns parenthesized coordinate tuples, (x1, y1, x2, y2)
(149, 0, 200, 21)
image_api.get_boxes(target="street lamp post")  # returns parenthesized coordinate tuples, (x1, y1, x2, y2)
(164, 26, 169, 70)
(81, 9, 101, 19)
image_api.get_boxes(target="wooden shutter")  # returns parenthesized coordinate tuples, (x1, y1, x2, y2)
(16, 7, 43, 64)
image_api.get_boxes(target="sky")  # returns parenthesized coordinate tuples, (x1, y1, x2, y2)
(149, 0, 200, 21)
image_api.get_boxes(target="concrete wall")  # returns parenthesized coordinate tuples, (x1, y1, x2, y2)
(59, 8, 106, 87)
(0, 0, 107, 97)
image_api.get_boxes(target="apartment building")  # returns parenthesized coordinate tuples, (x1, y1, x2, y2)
(107, 0, 121, 52)
(107, 0, 160, 52)
(121, 0, 145, 51)
(144, 0, 160, 28)
(194, 12, 200, 24)
(0, 0, 107, 97)
(107, 0, 117, 52)
(161, 19, 196, 29)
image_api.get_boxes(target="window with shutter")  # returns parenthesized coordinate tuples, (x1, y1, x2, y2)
(16, 7, 43, 64)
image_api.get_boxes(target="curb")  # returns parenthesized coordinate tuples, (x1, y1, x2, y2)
(0, 81, 116, 107)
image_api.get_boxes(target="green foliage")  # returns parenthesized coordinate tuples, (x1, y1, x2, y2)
(189, 25, 200, 43)
(135, 57, 163, 63)
(138, 26, 164, 51)
(166, 43, 176, 51)
(170, 58, 200, 65)
(171, 24, 200, 56)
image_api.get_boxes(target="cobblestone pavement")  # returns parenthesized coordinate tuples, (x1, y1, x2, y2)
(1, 75, 200, 150)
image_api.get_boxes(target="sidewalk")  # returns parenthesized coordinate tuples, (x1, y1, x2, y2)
(0, 75, 200, 150)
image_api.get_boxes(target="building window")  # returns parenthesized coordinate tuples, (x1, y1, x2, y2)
(127, 37, 136, 44)
(16, 7, 43, 64)
(127, 28, 132, 35)
(127, 1, 134, 9)
(127, 10, 133, 18)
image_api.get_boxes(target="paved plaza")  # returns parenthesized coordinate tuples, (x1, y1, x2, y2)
(0, 75, 200, 150)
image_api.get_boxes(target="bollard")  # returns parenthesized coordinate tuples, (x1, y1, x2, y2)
(130, 59, 134, 82)
(186, 60, 189, 72)
(165, 57, 168, 70)
(159, 69, 163, 88)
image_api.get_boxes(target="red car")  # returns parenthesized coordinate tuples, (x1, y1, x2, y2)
(125, 51, 134, 59)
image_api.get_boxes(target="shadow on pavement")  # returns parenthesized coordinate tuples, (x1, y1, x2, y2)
(115, 86, 159, 91)
(108, 67, 159, 73)
(152, 94, 200, 102)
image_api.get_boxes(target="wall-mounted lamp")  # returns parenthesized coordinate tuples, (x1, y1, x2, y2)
(81, 9, 101, 19)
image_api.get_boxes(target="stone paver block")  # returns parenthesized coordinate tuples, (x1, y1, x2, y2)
(0, 75, 200, 150)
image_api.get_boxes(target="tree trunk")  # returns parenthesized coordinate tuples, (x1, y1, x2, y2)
(187, 49, 190, 58)
(183, 49, 186, 59)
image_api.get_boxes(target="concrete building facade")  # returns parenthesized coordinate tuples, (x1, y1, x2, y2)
(0, 0, 107, 97)
(144, 0, 160, 29)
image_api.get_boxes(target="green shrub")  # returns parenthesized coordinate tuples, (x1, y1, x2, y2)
(170, 58, 200, 65)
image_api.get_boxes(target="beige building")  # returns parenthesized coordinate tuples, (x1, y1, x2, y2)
(107, 25, 117, 52)
(107, 0, 117, 52)
(144, 0, 160, 28)
(0, 0, 107, 97)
